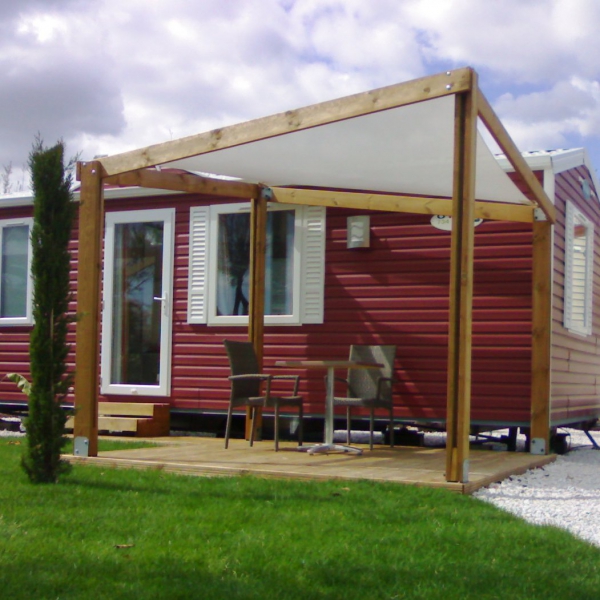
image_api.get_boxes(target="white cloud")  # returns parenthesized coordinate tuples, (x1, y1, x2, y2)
(406, 0, 600, 83)
(2, 0, 600, 179)
(493, 77, 600, 151)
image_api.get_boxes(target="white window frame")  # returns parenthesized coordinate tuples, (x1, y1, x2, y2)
(100, 208, 175, 396)
(564, 201, 594, 336)
(188, 202, 325, 326)
(0, 218, 33, 326)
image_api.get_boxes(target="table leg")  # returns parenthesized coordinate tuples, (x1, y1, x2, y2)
(301, 366, 362, 455)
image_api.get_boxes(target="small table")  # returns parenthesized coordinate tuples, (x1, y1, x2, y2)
(275, 360, 383, 455)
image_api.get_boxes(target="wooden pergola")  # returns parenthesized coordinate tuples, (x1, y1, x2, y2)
(73, 67, 555, 483)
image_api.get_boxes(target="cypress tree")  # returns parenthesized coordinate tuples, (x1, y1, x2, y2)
(22, 139, 75, 483)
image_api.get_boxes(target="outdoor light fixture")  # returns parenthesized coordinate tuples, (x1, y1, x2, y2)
(347, 215, 370, 248)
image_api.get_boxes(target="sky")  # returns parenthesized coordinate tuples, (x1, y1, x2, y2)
(3, 0, 600, 191)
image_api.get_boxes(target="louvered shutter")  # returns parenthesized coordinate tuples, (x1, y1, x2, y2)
(301, 206, 325, 324)
(188, 206, 210, 324)
(563, 202, 574, 331)
(584, 221, 594, 335)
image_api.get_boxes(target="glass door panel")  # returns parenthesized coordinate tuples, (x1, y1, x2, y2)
(101, 209, 174, 396)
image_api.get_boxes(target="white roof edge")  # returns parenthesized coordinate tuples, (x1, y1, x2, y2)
(0, 185, 180, 207)
(0, 192, 34, 207)
(496, 148, 600, 202)
(496, 148, 590, 175)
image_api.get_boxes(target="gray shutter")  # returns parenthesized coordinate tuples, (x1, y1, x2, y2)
(301, 206, 326, 324)
(188, 206, 210, 324)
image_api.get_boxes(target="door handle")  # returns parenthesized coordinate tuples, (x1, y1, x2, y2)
(153, 292, 169, 316)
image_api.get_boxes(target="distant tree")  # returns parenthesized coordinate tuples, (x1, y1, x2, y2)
(21, 139, 76, 483)
(1, 163, 12, 194)
(1, 162, 27, 194)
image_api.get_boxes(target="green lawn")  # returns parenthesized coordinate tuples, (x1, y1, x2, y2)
(0, 437, 599, 600)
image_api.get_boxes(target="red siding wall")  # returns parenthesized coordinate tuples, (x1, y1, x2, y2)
(0, 192, 535, 427)
(551, 166, 600, 425)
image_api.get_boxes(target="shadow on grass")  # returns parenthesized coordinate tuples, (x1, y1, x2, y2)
(3, 538, 600, 600)
(63, 464, 380, 505)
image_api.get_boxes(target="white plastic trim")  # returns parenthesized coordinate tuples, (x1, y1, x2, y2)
(0, 218, 34, 326)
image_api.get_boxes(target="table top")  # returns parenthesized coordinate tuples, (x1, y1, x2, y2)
(275, 360, 383, 369)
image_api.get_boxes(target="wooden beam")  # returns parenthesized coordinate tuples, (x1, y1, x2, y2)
(104, 168, 259, 199)
(73, 161, 103, 456)
(246, 192, 268, 440)
(446, 75, 478, 483)
(477, 88, 556, 224)
(271, 186, 535, 223)
(530, 220, 552, 452)
(97, 68, 474, 176)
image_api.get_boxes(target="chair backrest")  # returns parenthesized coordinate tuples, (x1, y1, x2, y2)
(347, 345, 396, 401)
(224, 339, 262, 398)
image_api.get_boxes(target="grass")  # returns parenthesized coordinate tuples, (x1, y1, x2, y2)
(0, 437, 599, 599)
(96, 438, 159, 452)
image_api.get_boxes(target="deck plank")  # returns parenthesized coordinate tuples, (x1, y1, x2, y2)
(64, 437, 556, 494)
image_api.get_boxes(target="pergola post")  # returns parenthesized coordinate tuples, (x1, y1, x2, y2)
(446, 72, 477, 483)
(73, 161, 104, 457)
(530, 218, 552, 452)
(246, 190, 268, 440)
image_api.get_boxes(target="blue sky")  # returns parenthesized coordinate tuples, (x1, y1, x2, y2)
(2, 0, 600, 189)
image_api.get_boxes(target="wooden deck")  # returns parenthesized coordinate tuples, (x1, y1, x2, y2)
(65, 437, 556, 494)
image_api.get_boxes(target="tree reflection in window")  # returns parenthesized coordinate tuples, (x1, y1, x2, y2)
(216, 210, 294, 317)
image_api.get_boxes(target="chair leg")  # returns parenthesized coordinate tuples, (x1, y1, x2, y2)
(389, 406, 394, 448)
(298, 405, 304, 447)
(369, 409, 374, 451)
(346, 407, 351, 444)
(224, 403, 234, 449)
(274, 404, 280, 452)
(249, 407, 256, 447)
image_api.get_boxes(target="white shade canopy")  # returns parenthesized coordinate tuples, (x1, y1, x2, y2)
(164, 95, 529, 205)
(96, 67, 552, 219)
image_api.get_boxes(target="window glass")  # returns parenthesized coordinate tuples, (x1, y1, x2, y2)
(110, 222, 164, 385)
(564, 203, 594, 335)
(0, 223, 31, 322)
(215, 210, 295, 317)
(569, 222, 589, 330)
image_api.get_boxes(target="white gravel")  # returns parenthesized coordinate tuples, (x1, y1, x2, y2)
(473, 429, 600, 548)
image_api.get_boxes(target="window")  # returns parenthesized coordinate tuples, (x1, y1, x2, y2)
(0, 218, 33, 326)
(188, 203, 325, 325)
(564, 202, 594, 336)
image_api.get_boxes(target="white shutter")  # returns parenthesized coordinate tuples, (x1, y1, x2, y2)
(301, 206, 326, 324)
(188, 206, 210, 324)
(563, 202, 574, 331)
(584, 221, 594, 335)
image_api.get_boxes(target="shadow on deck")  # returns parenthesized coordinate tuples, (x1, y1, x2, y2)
(64, 436, 556, 494)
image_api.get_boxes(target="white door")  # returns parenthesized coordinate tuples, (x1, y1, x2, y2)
(100, 208, 175, 396)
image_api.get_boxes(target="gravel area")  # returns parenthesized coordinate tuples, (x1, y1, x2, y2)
(473, 429, 600, 548)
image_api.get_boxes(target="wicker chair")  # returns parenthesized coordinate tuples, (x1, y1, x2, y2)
(223, 339, 304, 451)
(332, 345, 397, 450)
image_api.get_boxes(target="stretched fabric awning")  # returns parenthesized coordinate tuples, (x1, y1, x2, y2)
(164, 95, 529, 204)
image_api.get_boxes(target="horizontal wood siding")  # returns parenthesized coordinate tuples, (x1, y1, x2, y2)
(0, 192, 534, 428)
(171, 200, 533, 425)
(551, 166, 600, 425)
